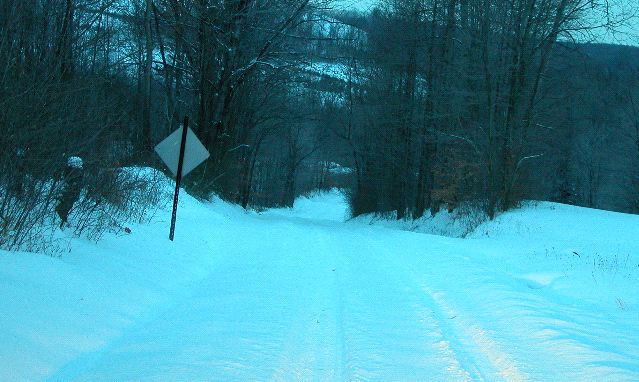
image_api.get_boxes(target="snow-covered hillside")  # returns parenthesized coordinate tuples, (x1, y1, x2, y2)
(332, 0, 378, 13)
(1, 175, 638, 381)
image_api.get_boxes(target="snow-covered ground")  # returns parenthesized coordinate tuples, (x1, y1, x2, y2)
(1, 179, 638, 381)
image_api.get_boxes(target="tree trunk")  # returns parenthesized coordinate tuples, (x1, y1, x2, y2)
(56, 0, 75, 81)
(142, 0, 153, 151)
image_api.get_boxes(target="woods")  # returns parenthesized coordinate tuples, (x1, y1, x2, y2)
(344, 0, 638, 219)
(0, 0, 638, 250)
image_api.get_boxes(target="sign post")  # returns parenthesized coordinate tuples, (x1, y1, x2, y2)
(155, 116, 210, 241)
(169, 116, 190, 241)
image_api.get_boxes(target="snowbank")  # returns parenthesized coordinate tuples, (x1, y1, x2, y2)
(470, 200, 639, 245)
(261, 188, 349, 222)
(1, 184, 637, 381)
(358, 199, 639, 310)
(468, 201, 639, 310)
(0, 171, 233, 380)
(351, 203, 486, 238)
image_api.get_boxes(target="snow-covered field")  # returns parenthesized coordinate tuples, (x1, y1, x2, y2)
(1, 180, 638, 381)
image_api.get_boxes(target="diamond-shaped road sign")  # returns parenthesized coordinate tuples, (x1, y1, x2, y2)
(154, 117, 210, 241)
(155, 126, 210, 178)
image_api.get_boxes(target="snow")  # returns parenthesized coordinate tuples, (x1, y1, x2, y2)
(352, 202, 487, 238)
(262, 188, 349, 222)
(324, 161, 354, 175)
(67, 156, 83, 169)
(302, 62, 361, 84)
(1, 177, 638, 381)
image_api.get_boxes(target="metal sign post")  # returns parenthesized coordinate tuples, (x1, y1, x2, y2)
(169, 116, 190, 241)
(155, 116, 210, 241)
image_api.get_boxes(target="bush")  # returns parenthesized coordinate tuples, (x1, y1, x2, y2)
(0, 161, 166, 253)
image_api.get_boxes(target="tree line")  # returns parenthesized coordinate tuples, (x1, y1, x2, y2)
(0, 0, 637, 249)
(334, 0, 638, 220)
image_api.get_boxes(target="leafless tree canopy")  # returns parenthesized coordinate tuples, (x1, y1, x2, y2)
(0, 0, 638, 248)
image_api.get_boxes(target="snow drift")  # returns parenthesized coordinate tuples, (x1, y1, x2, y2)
(1, 171, 637, 381)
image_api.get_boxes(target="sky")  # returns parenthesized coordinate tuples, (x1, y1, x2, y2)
(332, 0, 637, 46)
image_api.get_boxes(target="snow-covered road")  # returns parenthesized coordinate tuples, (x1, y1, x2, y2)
(2, 190, 638, 381)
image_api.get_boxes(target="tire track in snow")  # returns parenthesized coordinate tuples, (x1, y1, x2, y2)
(402, 289, 476, 382)
(366, 232, 527, 382)
(417, 282, 529, 382)
(267, 273, 342, 379)
(48, 216, 524, 381)
(366, 248, 475, 382)
(267, 228, 347, 381)
(268, 290, 338, 381)
(333, 233, 473, 382)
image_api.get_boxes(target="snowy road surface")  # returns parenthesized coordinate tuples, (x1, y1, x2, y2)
(2, 190, 638, 381)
